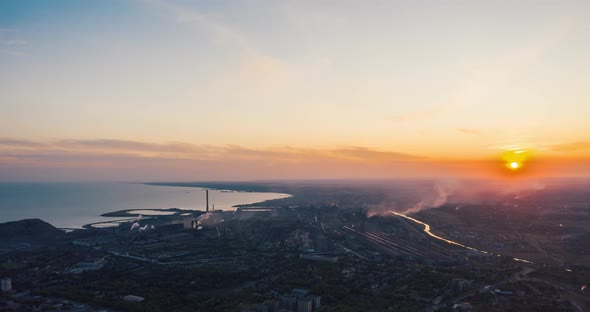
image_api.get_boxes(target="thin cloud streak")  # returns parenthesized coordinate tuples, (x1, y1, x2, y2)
(0, 138, 448, 181)
(388, 105, 451, 123)
(139, 0, 296, 100)
(457, 128, 483, 136)
(0, 39, 27, 46)
(0, 138, 49, 148)
(0, 138, 426, 162)
(0, 29, 28, 56)
(1, 137, 588, 181)
(550, 141, 590, 153)
(331, 146, 426, 162)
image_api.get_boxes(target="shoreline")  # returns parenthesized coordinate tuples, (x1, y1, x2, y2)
(0, 182, 292, 229)
(143, 182, 294, 208)
(88, 183, 292, 229)
(100, 207, 197, 217)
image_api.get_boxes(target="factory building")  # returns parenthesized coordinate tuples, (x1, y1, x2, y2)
(1, 277, 12, 292)
(296, 297, 312, 312)
(277, 289, 321, 312)
(311, 295, 321, 311)
(257, 300, 279, 312)
(280, 296, 297, 311)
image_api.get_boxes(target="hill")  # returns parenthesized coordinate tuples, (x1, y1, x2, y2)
(0, 219, 64, 242)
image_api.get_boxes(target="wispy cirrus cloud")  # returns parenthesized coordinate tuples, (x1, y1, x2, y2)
(0, 28, 27, 56)
(388, 103, 456, 124)
(550, 141, 590, 153)
(139, 0, 295, 93)
(389, 110, 439, 123)
(0, 137, 449, 181)
(0, 138, 48, 148)
(456, 128, 482, 136)
(0, 39, 27, 46)
(141, 0, 249, 50)
(331, 146, 425, 162)
(0, 138, 424, 163)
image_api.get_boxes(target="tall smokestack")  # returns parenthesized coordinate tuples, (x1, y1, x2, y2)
(206, 189, 209, 212)
(360, 208, 367, 233)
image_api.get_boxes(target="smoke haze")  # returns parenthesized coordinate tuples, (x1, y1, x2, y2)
(367, 179, 549, 216)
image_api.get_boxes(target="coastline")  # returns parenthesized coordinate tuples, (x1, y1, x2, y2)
(143, 182, 293, 207)
(0, 182, 292, 229)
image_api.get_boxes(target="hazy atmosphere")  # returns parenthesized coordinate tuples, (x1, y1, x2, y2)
(2, 2, 590, 312)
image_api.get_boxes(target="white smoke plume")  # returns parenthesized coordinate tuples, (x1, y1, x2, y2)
(402, 181, 456, 214)
(373, 179, 549, 216)
(196, 212, 212, 225)
(195, 212, 224, 227)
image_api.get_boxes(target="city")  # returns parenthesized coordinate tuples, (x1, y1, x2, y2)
(1, 180, 589, 311)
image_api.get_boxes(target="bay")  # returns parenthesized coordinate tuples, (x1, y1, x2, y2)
(0, 182, 290, 228)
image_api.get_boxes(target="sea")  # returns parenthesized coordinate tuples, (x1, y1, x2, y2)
(0, 183, 290, 228)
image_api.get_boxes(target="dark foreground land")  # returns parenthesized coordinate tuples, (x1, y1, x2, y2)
(1, 179, 589, 311)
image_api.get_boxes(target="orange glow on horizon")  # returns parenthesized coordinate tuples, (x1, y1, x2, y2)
(1, 137, 589, 181)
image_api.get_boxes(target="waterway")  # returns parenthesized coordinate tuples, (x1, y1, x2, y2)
(390, 211, 534, 264)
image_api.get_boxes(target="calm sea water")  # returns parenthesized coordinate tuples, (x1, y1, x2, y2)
(0, 183, 290, 228)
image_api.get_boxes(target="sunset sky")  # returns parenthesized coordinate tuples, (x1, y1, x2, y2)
(1, 0, 590, 181)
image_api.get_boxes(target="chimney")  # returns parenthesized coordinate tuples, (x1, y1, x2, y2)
(360, 208, 367, 233)
(206, 189, 209, 212)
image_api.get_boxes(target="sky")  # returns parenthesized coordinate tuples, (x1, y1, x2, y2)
(1, 0, 590, 181)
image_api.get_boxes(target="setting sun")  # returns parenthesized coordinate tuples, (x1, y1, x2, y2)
(500, 149, 532, 174)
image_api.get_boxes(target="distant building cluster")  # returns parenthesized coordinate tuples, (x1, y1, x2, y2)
(244, 288, 321, 312)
